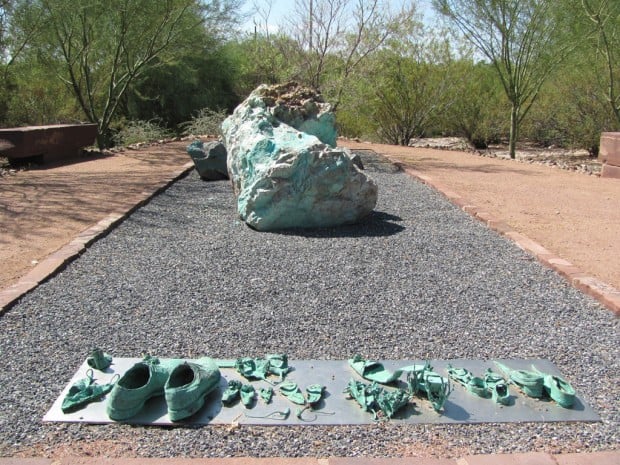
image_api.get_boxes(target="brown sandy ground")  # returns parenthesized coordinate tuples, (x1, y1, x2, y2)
(1, 138, 619, 297)
(0, 141, 192, 290)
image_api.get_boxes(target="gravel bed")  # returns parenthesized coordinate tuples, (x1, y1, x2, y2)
(0, 154, 618, 458)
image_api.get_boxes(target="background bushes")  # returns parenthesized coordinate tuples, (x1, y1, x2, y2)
(0, 0, 617, 151)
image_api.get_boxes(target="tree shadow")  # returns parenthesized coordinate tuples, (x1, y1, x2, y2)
(7, 140, 192, 171)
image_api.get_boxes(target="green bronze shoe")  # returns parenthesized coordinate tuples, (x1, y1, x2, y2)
(447, 364, 490, 399)
(305, 384, 325, 406)
(106, 357, 171, 421)
(87, 348, 113, 371)
(423, 371, 451, 412)
(279, 381, 306, 405)
(240, 384, 256, 408)
(235, 357, 270, 381)
(376, 388, 410, 419)
(164, 357, 221, 421)
(484, 369, 510, 405)
(531, 366, 575, 408)
(259, 387, 273, 404)
(266, 354, 291, 380)
(446, 364, 473, 386)
(344, 379, 382, 413)
(222, 380, 242, 405)
(349, 354, 403, 384)
(495, 362, 544, 398)
(62, 370, 118, 413)
(403, 362, 432, 395)
(446, 364, 488, 397)
(467, 376, 490, 398)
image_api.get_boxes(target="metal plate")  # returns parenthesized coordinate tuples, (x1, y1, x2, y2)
(43, 358, 600, 425)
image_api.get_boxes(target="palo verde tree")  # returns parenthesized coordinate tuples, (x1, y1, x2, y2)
(434, 0, 576, 158)
(281, 0, 414, 111)
(13, 0, 242, 148)
(581, 0, 620, 125)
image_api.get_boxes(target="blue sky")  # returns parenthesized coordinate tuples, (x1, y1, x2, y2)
(242, 0, 437, 32)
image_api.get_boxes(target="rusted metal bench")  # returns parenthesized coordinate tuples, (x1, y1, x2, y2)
(600, 132, 620, 179)
(0, 123, 98, 165)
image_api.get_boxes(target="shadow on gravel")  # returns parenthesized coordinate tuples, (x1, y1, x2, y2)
(272, 210, 405, 238)
(351, 149, 403, 174)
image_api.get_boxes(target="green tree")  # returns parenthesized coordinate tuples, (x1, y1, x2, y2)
(13, 0, 242, 147)
(520, 48, 618, 153)
(370, 51, 455, 145)
(434, 0, 576, 158)
(0, 1, 46, 124)
(444, 60, 507, 148)
(3, 53, 80, 125)
(222, 33, 298, 99)
(358, 15, 463, 145)
(125, 44, 240, 128)
(581, 0, 620, 124)
(281, 0, 414, 110)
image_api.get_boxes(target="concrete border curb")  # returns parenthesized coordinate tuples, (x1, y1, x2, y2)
(395, 164, 620, 316)
(0, 161, 194, 315)
(1, 451, 619, 465)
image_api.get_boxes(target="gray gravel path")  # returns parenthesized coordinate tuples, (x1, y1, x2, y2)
(0, 154, 618, 458)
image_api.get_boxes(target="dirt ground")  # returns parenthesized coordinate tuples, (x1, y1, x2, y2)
(0, 141, 192, 290)
(1, 138, 619, 295)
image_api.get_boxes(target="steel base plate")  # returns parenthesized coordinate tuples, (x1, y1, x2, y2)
(43, 358, 600, 425)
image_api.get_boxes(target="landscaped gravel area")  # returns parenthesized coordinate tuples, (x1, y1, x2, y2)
(1, 154, 617, 458)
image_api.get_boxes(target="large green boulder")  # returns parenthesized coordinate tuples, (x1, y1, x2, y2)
(222, 83, 377, 231)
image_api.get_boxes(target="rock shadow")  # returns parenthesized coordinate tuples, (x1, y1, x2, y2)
(269, 210, 405, 238)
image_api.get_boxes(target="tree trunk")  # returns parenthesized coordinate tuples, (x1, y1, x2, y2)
(509, 103, 519, 159)
(95, 122, 112, 150)
(96, 131, 106, 151)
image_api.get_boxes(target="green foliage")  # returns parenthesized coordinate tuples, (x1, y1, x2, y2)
(522, 56, 619, 153)
(10, 0, 242, 147)
(443, 62, 508, 148)
(179, 108, 228, 137)
(124, 45, 239, 128)
(580, 0, 620, 124)
(0, 0, 616, 154)
(2, 55, 81, 126)
(221, 33, 299, 99)
(435, 0, 578, 157)
(338, 20, 461, 145)
(281, 0, 416, 110)
(112, 119, 172, 146)
(372, 55, 451, 144)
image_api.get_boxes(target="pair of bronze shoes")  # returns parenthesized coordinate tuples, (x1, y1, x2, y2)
(106, 355, 221, 421)
(495, 362, 575, 408)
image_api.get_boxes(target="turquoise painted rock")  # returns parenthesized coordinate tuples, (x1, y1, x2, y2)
(222, 82, 377, 231)
(187, 140, 228, 181)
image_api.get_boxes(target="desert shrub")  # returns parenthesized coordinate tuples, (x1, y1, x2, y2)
(112, 119, 172, 146)
(522, 65, 620, 153)
(441, 61, 508, 148)
(179, 108, 228, 137)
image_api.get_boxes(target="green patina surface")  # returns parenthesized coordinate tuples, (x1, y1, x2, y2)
(222, 84, 377, 231)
